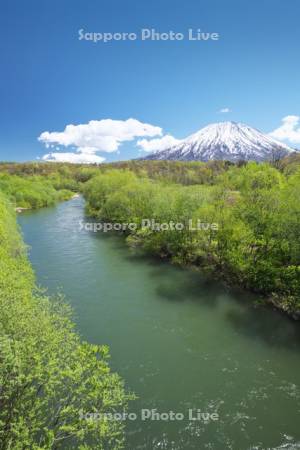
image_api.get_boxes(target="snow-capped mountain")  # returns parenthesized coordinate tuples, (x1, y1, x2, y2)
(144, 121, 294, 162)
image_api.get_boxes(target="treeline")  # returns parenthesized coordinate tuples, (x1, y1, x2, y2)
(0, 160, 231, 186)
(94, 160, 234, 185)
(83, 163, 300, 317)
(1, 152, 300, 186)
(0, 193, 132, 448)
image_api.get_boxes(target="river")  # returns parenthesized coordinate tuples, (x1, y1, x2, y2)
(18, 197, 300, 450)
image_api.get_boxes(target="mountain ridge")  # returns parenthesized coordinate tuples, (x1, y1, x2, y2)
(143, 121, 295, 162)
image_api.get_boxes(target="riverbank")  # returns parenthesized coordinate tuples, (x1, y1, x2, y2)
(15, 193, 80, 213)
(15, 206, 30, 212)
(0, 171, 76, 211)
(128, 237, 300, 321)
(83, 167, 300, 319)
(0, 192, 131, 449)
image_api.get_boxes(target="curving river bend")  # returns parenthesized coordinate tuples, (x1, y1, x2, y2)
(18, 197, 300, 450)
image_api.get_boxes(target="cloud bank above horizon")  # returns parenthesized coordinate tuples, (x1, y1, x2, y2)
(269, 115, 300, 145)
(137, 134, 181, 152)
(38, 115, 300, 164)
(38, 118, 177, 163)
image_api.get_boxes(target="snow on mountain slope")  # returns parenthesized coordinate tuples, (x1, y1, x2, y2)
(144, 122, 294, 162)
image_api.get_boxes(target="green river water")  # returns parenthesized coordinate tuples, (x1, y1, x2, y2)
(18, 197, 300, 450)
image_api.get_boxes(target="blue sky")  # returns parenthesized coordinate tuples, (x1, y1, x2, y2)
(1, 0, 300, 163)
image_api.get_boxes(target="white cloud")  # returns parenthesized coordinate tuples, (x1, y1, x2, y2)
(269, 115, 300, 144)
(42, 152, 106, 164)
(38, 118, 162, 153)
(38, 118, 164, 163)
(219, 107, 231, 113)
(137, 135, 181, 152)
(77, 146, 100, 154)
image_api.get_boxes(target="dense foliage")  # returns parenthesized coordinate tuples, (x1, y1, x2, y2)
(0, 173, 74, 209)
(83, 162, 300, 317)
(0, 193, 132, 449)
(1, 158, 299, 316)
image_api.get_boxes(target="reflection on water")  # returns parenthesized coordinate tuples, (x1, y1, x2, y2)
(19, 197, 300, 450)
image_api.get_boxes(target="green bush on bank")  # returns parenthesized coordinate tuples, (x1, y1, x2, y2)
(0, 174, 74, 209)
(0, 192, 132, 449)
(83, 165, 300, 316)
